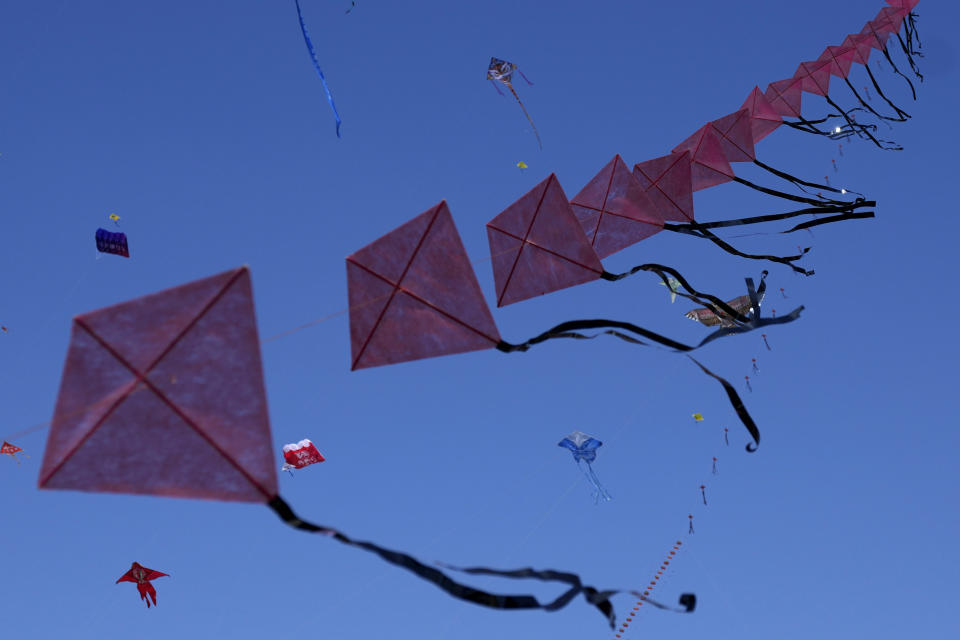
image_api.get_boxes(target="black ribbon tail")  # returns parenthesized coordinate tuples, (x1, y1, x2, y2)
(267, 496, 623, 627)
(686, 356, 760, 452)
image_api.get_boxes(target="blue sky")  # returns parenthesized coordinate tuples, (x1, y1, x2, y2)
(1, 1, 958, 638)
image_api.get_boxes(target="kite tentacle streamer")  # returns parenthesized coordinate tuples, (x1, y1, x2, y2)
(295, 0, 343, 137)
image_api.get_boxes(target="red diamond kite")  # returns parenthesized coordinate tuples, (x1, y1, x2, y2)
(347, 201, 501, 368)
(487, 174, 603, 306)
(38, 266, 277, 503)
(569, 154, 664, 259)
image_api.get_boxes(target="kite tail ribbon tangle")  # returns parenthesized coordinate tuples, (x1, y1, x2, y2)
(347, 201, 790, 451)
(34, 266, 638, 628)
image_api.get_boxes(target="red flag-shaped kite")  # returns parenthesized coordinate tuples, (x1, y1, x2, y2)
(1, 440, 24, 464)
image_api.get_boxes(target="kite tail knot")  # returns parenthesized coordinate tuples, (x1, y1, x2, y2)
(495, 340, 527, 353)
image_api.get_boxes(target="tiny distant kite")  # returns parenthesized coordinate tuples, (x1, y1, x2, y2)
(95, 228, 130, 258)
(108, 213, 121, 225)
(295, 0, 343, 137)
(692, 413, 703, 422)
(116, 562, 168, 608)
(1, 326, 7, 333)
(659, 277, 681, 303)
(282, 438, 325, 474)
(487, 57, 542, 149)
(1, 441, 24, 464)
(558, 430, 611, 503)
(517, 161, 528, 170)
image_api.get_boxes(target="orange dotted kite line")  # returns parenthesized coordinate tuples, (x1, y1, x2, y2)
(612, 539, 683, 639)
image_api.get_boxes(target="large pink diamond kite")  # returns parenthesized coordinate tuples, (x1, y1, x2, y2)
(487, 174, 603, 307)
(347, 201, 502, 369)
(38, 267, 278, 503)
(569, 154, 664, 259)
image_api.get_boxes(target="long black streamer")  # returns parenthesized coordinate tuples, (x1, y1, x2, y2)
(268, 496, 630, 627)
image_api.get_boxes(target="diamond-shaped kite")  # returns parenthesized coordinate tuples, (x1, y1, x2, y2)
(347, 201, 502, 369)
(37, 265, 645, 627)
(632, 153, 695, 223)
(38, 266, 277, 503)
(569, 155, 664, 259)
(487, 174, 604, 306)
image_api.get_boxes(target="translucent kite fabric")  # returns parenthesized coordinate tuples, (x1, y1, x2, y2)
(38, 267, 277, 502)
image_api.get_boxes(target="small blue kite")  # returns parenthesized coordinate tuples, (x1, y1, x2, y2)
(558, 430, 611, 503)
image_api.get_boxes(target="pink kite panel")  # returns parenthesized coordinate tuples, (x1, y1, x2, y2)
(818, 45, 857, 79)
(740, 86, 782, 143)
(794, 60, 832, 96)
(632, 152, 695, 222)
(709, 109, 755, 163)
(765, 77, 804, 118)
(842, 33, 876, 65)
(487, 174, 603, 307)
(859, 21, 893, 51)
(886, 0, 919, 12)
(672, 125, 735, 192)
(570, 154, 664, 259)
(38, 267, 278, 504)
(347, 201, 501, 369)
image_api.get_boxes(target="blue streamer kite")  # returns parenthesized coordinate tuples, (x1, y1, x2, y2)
(294, 0, 342, 137)
(558, 431, 612, 503)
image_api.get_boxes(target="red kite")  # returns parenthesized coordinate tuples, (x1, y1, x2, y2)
(1, 441, 24, 464)
(116, 562, 168, 608)
(38, 266, 644, 628)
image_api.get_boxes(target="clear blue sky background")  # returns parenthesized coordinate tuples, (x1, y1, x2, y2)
(1, 1, 957, 638)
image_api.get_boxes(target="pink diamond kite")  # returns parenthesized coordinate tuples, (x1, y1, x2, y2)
(817, 45, 857, 79)
(740, 86, 782, 143)
(347, 201, 502, 368)
(632, 152, 695, 222)
(708, 109, 756, 163)
(672, 126, 736, 192)
(794, 60, 832, 97)
(765, 77, 804, 118)
(38, 266, 278, 503)
(569, 154, 664, 259)
(487, 174, 604, 306)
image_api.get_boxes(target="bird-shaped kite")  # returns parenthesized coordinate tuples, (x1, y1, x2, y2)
(116, 562, 168, 608)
